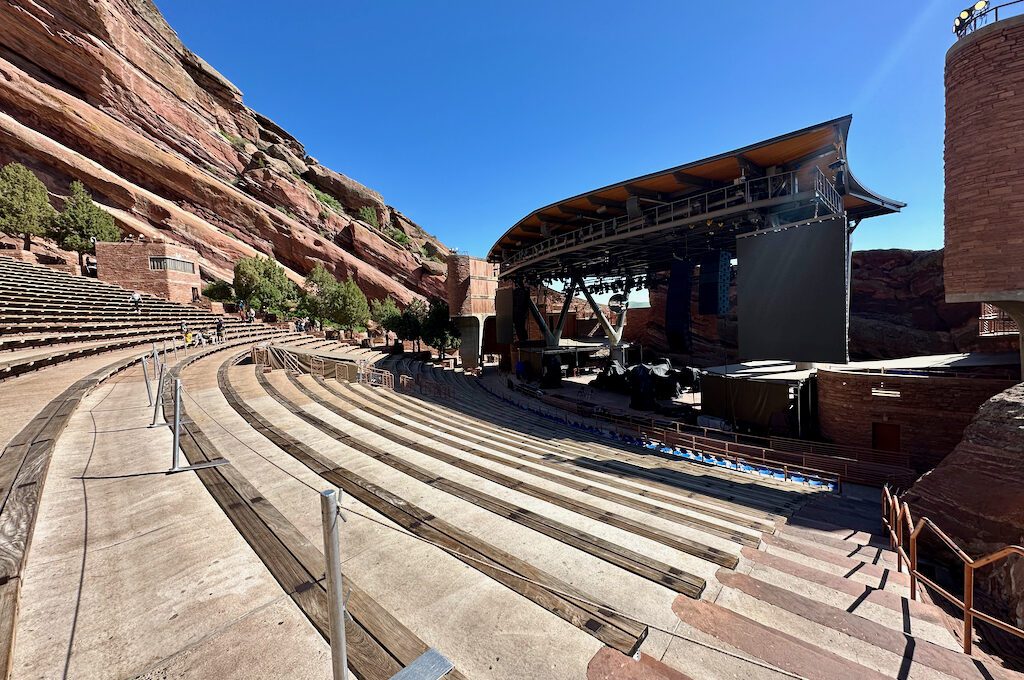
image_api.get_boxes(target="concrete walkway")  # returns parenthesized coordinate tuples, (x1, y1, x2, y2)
(11, 363, 329, 679)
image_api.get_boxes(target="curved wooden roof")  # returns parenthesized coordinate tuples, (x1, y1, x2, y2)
(487, 116, 903, 263)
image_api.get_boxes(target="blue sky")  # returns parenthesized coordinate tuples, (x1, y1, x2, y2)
(158, 0, 957, 259)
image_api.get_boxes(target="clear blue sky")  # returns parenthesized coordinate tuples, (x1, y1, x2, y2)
(158, 0, 958, 258)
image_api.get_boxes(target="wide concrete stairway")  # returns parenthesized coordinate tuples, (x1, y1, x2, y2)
(370, 355, 1023, 680)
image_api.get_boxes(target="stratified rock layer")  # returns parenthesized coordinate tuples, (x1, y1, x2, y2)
(0, 0, 448, 303)
(904, 383, 1024, 628)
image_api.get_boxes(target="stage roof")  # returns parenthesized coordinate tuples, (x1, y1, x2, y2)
(488, 116, 903, 278)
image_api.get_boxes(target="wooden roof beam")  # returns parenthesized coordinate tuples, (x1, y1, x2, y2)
(737, 154, 765, 178)
(781, 143, 838, 171)
(587, 196, 627, 210)
(672, 172, 723, 189)
(536, 213, 574, 225)
(624, 184, 664, 200)
(557, 205, 609, 220)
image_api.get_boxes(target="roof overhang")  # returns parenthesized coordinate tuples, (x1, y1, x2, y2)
(487, 116, 903, 272)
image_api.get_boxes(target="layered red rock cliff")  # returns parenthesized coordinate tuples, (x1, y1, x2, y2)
(0, 0, 448, 304)
(624, 249, 1019, 364)
(903, 383, 1024, 629)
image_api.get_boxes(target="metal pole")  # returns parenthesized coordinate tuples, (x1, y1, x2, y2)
(150, 363, 166, 427)
(151, 342, 160, 370)
(320, 489, 348, 680)
(171, 378, 182, 471)
(964, 566, 974, 655)
(141, 355, 153, 406)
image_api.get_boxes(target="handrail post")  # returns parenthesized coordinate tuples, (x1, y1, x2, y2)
(141, 355, 153, 406)
(170, 378, 182, 471)
(149, 363, 166, 428)
(896, 507, 904, 572)
(964, 565, 974, 655)
(909, 530, 918, 601)
(320, 489, 349, 680)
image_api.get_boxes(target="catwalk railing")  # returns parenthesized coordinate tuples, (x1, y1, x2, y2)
(499, 169, 806, 274)
(882, 486, 1024, 655)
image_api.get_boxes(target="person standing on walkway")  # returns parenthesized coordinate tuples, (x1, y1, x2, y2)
(130, 291, 142, 314)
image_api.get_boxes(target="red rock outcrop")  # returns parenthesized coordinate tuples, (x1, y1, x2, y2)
(623, 249, 1019, 365)
(0, 0, 449, 304)
(903, 383, 1024, 629)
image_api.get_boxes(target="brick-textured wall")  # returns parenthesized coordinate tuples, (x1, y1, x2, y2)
(96, 241, 202, 304)
(447, 255, 497, 317)
(817, 369, 1016, 472)
(945, 15, 1024, 301)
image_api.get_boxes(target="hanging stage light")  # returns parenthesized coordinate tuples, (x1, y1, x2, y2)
(974, 0, 988, 11)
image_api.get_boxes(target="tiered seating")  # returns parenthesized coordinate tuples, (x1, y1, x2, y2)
(3, 271, 1021, 679)
(0, 255, 277, 379)
(358, 354, 1020, 679)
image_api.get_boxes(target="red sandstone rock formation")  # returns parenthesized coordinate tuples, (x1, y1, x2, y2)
(0, 0, 449, 304)
(903, 383, 1024, 629)
(624, 249, 1019, 365)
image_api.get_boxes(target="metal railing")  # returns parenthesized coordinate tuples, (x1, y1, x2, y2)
(980, 303, 1019, 336)
(813, 167, 843, 215)
(882, 486, 1024, 655)
(358, 365, 394, 389)
(310, 356, 326, 379)
(956, 0, 1024, 38)
(499, 169, 806, 274)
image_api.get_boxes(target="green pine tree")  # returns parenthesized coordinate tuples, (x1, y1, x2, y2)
(234, 256, 297, 312)
(51, 181, 121, 267)
(332, 276, 370, 331)
(0, 162, 56, 251)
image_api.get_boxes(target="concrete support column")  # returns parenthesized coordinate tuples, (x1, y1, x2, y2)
(994, 301, 1024, 381)
(453, 315, 486, 370)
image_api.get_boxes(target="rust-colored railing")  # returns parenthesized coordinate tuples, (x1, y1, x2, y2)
(882, 486, 1024, 654)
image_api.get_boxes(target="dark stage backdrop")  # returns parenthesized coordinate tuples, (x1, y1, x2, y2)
(495, 288, 514, 344)
(737, 216, 850, 363)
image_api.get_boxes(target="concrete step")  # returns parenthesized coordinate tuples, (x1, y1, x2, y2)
(741, 547, 949, 632)
(762, 534, 912, 591)
(774, 524, 900, 568)
(671, 596, 892, 680)
(587, 649, 693, 680)
(717, 571, 1017, 679)
(777, 521, 897, 557)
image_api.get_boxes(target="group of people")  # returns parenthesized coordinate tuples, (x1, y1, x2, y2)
(180, 319, 225, 347)
(294, 317, 321, 332)
(237, 300, 257, 324)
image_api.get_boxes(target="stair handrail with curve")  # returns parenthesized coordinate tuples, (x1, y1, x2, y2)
(882, 485, 1024, 655)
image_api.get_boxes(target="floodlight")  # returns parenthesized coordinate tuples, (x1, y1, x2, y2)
(960, 10, 971, 19)
(974, 0, 988, 10)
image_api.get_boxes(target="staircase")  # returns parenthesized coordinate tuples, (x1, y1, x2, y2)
(402, 357, 1024, 679)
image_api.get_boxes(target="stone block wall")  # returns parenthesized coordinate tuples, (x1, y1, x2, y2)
(944, 14, 1024, 302)
(447, 255, 497, 317)
(817, 369, 1017, 472)
(96, 240, 202, 304)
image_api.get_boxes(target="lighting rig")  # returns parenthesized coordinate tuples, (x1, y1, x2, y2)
(953, 0, 990, 35)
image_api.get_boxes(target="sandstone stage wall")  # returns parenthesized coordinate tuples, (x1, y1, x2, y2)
(816, 369, 1016, 472)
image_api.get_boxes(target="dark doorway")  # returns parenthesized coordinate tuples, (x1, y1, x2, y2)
(872, 422, 901, 452)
